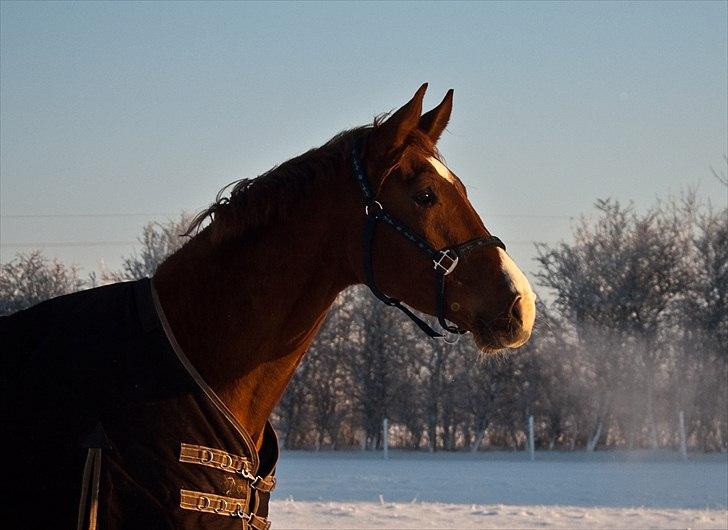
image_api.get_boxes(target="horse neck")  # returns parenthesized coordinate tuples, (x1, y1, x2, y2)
(153, 172, 359, 447)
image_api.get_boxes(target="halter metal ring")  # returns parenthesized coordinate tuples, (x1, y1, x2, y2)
(200, 449, 213, 464)
(433, 250, 459, 275)
(215, 498, 229, 514)
(441, 327, 462, 344)
(220, 453, 233, 469)
(364, 200, 383, 217)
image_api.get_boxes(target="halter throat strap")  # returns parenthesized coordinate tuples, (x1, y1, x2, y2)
(352, 144, 506, 340)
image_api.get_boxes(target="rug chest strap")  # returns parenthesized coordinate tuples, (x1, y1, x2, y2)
(179, 489, 270, 530)
(180, 443, 251, 474)
(179, 443, 276, 492)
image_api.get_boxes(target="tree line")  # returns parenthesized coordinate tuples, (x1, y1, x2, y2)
(2, 193, 725, 452)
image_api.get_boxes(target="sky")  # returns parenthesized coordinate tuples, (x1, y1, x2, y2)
(1, 1, 726, 283)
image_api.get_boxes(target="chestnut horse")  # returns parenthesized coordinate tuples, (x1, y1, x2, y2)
(1, 84, 534, 529)
(156, 83, 535, 444)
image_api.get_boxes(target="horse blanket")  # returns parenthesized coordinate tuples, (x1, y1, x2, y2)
(1, 278, 277, 529)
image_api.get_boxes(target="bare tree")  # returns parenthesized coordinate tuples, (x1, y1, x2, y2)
(270, 191, 725, 453)
(673, 199, 728, 450)
(305, 290, 357, 450)
(0, 250, 86, 316)
(103, 213, 193, 282)
(275, 355, 313, 449)
(343, 286, 410, 450)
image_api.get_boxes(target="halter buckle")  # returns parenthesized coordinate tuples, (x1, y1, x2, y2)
(433, 250, 459, 275)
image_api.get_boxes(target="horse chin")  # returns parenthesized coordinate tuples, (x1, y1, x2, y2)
(471, 331, 507, 355)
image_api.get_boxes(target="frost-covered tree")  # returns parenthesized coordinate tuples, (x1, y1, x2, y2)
(0, 250, 86, 316)
(536, 195, 726, 451)
(343, 286, 413, 450)
(671, 198, 728, 451)
(305, 289, 357, 450)
(103, 213, 193, 282)
(266, 191, 726, 453)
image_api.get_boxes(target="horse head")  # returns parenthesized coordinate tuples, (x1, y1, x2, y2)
(355, 84, 535, 352)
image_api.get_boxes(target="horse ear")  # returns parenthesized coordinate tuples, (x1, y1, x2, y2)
(418, 89, 453, 144)
(370, 83, 428, 155)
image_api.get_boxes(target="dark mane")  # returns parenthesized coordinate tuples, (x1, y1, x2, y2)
(185, 117, 438, 242)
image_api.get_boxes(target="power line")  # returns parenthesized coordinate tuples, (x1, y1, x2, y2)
(1, 239, 551, 249)
(0, 212, 574, 220)
(1, 212, 178, 219)
(2, 241, 138, 248)
(488, 214, 574, 219)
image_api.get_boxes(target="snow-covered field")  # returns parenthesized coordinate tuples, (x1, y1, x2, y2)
(269, 450, 728, 529)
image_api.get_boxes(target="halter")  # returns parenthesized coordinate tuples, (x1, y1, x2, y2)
(352, 144, 506, 340)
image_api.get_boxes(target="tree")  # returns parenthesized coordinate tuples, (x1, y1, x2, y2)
(672, 198, 728, 450)
(305, 290, 356, 450)
(0, 250, 86, 316)
(536, 195, 726, 451)
(269, 191, 725, 453)
(103, 213, 193, 282)
(274, 355, 313, 449)
(343, 286, 411, 450)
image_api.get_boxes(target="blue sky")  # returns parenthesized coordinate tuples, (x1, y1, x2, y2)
(1, 1, 726, 279)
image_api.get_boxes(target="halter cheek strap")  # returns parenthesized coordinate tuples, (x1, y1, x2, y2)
(353, 145, 506, 340)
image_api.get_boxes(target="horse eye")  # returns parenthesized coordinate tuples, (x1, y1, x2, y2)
(414, 188, 437, 206)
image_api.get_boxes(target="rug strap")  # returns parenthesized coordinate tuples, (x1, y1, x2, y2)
(179, 489, 270, 530)
(76, 448, 102, 530)
(179, 442, 276, 492)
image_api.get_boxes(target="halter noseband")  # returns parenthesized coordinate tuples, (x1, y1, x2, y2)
(352, 144, 506, 340)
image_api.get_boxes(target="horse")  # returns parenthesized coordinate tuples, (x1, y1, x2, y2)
(0, 84, 535, 529)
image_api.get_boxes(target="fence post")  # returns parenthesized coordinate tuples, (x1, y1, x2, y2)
(383, 418, 389, 460)
(528, 415, 535, 461)
(679, 411, 688, 461)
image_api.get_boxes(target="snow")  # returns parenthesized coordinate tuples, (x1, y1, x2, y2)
(271, 500, 725, 529)
(268, 450, 728, 529)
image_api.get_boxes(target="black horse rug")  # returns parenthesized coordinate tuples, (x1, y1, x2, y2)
(1, 278, 277, 529)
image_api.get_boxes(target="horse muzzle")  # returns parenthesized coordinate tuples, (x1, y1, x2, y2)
(472, 292, 535, 352)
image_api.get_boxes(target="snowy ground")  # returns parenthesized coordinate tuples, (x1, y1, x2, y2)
(269, 450, 728, 529)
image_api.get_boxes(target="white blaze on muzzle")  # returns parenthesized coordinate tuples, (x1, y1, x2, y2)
(496, 247, 533, 296)
(496, 247, 536, 332)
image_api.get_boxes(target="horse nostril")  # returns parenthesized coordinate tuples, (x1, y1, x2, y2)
(509, 295, 523, 324)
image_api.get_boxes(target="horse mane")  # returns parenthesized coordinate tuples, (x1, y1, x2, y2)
(185, 116, 438, 243)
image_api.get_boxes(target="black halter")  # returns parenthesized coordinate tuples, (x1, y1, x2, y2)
(352, 145, 506, 340)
